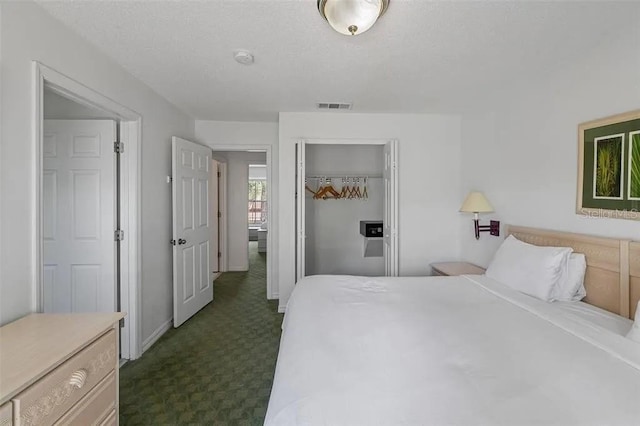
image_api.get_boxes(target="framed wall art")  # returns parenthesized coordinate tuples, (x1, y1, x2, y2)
(577, 109, 640, 220)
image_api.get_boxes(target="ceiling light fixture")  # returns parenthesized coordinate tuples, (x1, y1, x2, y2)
(317, 0, 390, 36)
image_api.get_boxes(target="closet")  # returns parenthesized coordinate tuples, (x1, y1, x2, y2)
(296, 139, 398, 281)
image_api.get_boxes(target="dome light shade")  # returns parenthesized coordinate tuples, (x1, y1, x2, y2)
(318, 0, 390, 36)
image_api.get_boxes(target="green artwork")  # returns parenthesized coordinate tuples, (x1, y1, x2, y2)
(630, 133, 640, 199)
(579, 111, 640, 219)
(594, 135, 622, 198)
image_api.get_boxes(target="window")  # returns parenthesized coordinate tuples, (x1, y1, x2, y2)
(248, 179, 267, 225)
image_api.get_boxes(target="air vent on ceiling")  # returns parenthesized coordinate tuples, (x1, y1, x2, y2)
(316, 102, 352, 110)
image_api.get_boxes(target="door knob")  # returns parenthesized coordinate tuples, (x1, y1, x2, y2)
(178, 238, 186, 245)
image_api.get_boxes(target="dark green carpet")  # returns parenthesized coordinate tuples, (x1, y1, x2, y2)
(120, 242, 283, 425)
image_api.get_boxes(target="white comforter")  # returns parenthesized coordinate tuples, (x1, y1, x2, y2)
(265, 275, 640, 426)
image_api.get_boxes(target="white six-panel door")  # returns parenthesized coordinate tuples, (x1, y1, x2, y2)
(295, 140, 306, 282)
(43, 119, 117, 313)
(384, 140, 399, 276)
(172, 137, 214, 327)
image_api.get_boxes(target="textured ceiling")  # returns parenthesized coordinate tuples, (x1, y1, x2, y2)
(37, 0, 639, 122)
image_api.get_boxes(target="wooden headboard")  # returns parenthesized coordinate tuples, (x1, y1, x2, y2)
(630, 242, 640, 319)
(506, 225, 632, 319)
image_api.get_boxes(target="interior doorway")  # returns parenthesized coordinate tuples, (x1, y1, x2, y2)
(208, 146, 275, 300)
(248, 164, 268, 254)
(33, 62, 142, 360)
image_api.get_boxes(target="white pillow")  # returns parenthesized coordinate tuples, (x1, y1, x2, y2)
(553, 253, 587, 301)
(627, 302, 640, 343)
(485, 235, 573, 301)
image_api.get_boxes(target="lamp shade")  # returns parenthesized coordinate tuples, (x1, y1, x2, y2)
(318, 0, 389, 36)
(460, 192, 494, 213)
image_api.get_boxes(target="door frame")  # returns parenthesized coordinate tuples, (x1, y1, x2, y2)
(207, 145, 275, 300)
(218, 161, 229, 273)
(296, 138, 399, 279)
(32, 62, 142, 360)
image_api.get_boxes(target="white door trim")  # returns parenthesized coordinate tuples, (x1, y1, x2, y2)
(297, 138, 399, 278)
(207, 144, 275, 300)
(32, 62, 142, 359)
(218, 162, 229, 273)
(302, 138, 392, 146)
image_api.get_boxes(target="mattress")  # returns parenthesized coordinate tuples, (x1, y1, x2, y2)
(265, 274, 640, 426)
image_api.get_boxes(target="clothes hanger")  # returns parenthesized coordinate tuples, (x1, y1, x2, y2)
(313, 177, 327, 199)
(305, 178, 318, 197)
(353, 177, 362, 199)
(362, 177, 368, 200)
(347, 177, 357, 199)
(323, 178, 341, 199)
(340, 178, 349, 199)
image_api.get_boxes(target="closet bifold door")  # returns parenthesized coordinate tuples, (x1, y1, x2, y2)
(295, 140, 306, 282)
(384, 140, 399, 276)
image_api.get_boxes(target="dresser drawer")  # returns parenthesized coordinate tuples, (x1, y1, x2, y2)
(54, 371, 115, 426)
(0, 402, 12, 426)
(13, 329, 116, 426)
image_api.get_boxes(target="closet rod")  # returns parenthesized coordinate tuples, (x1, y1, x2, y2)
(306, 174, 383, 179)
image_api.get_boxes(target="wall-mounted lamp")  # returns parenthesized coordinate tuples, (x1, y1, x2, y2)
(459, 192, 500, 240)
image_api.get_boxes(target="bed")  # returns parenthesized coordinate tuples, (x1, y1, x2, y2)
(265, 226, 640, 425)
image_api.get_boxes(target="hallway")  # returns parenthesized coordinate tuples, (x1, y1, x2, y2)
(120, 242, 282, 425)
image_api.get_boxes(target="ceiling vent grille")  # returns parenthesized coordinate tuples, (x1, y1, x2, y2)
(316, 102, 352, 110)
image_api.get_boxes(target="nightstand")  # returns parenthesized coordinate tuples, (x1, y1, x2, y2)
(431, 262, 486, 276)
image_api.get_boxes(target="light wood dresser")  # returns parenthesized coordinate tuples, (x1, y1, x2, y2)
(0, 313, 124, 426)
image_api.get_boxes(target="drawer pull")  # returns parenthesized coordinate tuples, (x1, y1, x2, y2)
(69, 369, 88, 389)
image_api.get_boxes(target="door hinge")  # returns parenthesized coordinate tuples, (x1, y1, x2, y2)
(114, 141, 124, 154)
(217, 211, 222, 218)
(119, 318, 125, 328)
(218, 251, 222, 258)
(114, 230, 124, 241)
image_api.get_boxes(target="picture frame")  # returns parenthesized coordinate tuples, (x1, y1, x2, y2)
(577, 109, 640, 220)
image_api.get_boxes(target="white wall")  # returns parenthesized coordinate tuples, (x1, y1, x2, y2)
(460, 27, 640, 267)
(249, 165, 267, 180)
(305, 144, 384, 276)
(0, 2, 194, 349)
(44, 89, 114, 119)
(196, 121, 279, 146)
(279, 112, 462, 311)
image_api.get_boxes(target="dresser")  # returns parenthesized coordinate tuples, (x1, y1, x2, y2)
(0, 313, 124, 426)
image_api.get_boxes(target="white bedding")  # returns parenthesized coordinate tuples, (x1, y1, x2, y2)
(265, 274, 640, 426)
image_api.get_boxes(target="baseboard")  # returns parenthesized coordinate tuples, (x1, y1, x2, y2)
(228, 263, 249, 272)
(142, 317, 173, 353)
(278, 305, 286, 313)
